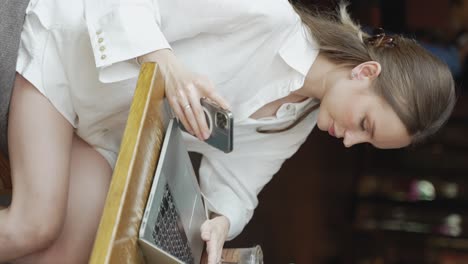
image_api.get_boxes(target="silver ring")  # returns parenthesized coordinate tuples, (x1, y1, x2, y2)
(184, 103, 192, 110)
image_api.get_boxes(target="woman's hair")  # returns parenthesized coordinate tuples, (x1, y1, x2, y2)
(260, 1, 457, 144)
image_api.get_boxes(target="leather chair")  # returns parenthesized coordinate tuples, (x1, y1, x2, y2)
(0, 63, 169, 263)
(0, 0, 30, 200)
(89, 62, 168, 263)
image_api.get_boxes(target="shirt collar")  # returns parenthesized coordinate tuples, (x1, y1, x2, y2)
(279, 21, 319, 77)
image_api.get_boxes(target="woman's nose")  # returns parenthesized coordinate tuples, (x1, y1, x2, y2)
(343, 131, 366, 148)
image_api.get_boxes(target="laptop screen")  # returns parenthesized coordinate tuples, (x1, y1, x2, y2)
(139, 118, 207, 264)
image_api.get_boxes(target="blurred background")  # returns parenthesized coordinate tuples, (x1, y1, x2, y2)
(224, 0, 468, 263)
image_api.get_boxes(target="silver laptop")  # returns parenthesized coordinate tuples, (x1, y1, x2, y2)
(139, 119, 208, 264)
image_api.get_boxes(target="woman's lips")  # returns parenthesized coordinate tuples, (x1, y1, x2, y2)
(328, 122, 336, 137)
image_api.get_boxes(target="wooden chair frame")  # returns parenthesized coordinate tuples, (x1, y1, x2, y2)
(90, 62, 168, 263)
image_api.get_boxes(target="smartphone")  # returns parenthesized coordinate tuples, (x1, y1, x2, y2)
(179, 97, 233, 153)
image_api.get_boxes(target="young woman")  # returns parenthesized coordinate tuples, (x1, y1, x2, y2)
(0, 0, 455, 263)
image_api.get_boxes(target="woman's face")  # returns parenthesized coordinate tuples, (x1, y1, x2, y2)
(316, 79, 412, 149)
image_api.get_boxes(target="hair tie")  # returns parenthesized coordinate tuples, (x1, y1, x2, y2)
(365, 28, 397, 48)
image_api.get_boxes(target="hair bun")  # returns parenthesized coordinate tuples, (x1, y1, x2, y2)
(365, 28, 397, 48)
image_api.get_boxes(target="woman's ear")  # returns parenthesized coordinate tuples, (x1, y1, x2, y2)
(352, 61, 381, 80)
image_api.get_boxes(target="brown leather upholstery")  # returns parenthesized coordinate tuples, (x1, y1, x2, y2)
(90, 63, 168, 264)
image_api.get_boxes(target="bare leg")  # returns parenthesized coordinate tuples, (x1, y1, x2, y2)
(0, 74, 74, 261)
(15, 135, 112, 264)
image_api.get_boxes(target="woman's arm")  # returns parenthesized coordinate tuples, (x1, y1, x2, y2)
(86, 0, 230, 140)
(84, 0, 170, 81)
(138, 49, 229, 141)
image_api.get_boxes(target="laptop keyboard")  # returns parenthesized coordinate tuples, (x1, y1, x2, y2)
(152, 184, 195, 264)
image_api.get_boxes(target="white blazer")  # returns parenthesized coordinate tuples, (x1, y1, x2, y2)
(80, 0, 320, 239)
(83, 0, 169, 82)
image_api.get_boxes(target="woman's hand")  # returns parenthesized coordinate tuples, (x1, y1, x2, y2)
(138, 49, 229, 141)
(201, 215, 230, 264)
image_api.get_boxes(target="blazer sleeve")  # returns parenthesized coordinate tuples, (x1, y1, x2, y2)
(195, 111, 317, 240)
(84, 0, 170, 83)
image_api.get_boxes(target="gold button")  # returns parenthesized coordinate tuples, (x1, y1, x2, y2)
(99, 46, 106, 52)
(96, 30, 102, 35)
(98, 38, 104, 43)
(101, 55, 107, 60)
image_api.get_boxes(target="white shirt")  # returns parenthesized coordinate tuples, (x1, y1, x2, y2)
(21, 0, 320, 239)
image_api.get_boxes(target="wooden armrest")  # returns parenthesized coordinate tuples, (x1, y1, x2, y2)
(90, 63, 168, 264)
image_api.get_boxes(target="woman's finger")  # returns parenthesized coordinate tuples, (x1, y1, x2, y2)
(197, 78, 230, 110)
(207, 236, 219, 264)
(182, 103, 203, 140)
(201, 220, 219, 264)
(216, 240, 223, 263)
(168, 95, 193, 134)
(205, 90, 230, 110)
(178, 86, 204, 140)
(187, 87, 210, 140)
(201, 220, 213, 240)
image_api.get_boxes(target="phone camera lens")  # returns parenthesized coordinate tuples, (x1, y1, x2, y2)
(215, 112, 228, 129)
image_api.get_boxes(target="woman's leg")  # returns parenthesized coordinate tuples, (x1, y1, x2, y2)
(15, 134, 112, 264)
(0, 74, 74, 261)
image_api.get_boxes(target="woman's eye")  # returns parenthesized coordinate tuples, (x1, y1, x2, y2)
(360, 118, 367, 131)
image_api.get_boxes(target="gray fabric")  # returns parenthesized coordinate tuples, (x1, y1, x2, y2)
(0, 194, 11, 206)
(0, 0, 30, 157)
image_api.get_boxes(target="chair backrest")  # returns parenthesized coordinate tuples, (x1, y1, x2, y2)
(0, 0, 32, 197)
(0, 0, 31, 158)
(90, 62, 168, 264)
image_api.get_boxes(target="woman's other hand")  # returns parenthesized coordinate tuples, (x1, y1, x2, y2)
(200, 215, 230, 264)
(138, 49, 229, 141)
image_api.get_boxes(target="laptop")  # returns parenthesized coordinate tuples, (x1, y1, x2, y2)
(139, 119, 208, 264)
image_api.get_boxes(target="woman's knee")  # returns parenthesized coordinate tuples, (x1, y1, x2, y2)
(5, 174, 68, 254)
(5, 210, 63, 254)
